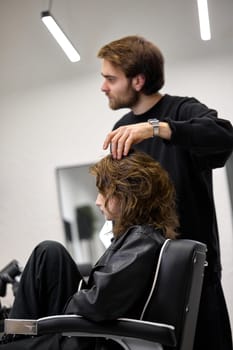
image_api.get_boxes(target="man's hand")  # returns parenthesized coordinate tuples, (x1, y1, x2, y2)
(103, 121, 172, 159)
(103, 122, 153, 159)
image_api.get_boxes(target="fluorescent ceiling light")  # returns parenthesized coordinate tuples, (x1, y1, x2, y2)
(197, 0, 211, 40)
(41, 11, 80, 62)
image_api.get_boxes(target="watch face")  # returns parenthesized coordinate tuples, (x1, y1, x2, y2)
(148, 119, 159, 136)
(148, 118, 159, 125)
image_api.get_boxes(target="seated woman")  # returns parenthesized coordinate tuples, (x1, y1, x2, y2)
(0, 150, 179, 349)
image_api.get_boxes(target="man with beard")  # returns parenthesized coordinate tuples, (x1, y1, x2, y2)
(97, 35, 233, 350)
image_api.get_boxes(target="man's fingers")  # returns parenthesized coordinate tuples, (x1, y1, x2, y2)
(111, 131, 129, 159)
(103, 125, 142, 158)
(103, 130, 117, 150)
(122, 138, 133, 157)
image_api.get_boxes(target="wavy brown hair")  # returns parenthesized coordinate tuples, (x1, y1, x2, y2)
(97, 35, 164, 95)
(90, 151, 179, 239)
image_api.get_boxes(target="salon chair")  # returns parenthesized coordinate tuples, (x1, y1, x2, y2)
(4, 239, 207, 350)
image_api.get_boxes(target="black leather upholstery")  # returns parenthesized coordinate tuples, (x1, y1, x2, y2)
(4, 239, 207, 350)
(140, 239, 206, 349)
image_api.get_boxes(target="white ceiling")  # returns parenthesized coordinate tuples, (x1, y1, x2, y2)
(1, 0, 233, 96)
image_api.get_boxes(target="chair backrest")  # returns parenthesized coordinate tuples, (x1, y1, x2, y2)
(140, 239, 206, 350)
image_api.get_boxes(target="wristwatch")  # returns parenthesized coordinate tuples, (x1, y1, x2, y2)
(148, 118, 160, 136)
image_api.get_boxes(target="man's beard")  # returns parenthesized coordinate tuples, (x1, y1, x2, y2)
(108, 88, 140, 110)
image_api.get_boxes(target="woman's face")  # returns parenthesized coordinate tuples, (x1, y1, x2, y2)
(95, 192, 120, 221)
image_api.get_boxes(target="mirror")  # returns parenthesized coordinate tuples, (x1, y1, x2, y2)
(56, 163, 106, 265)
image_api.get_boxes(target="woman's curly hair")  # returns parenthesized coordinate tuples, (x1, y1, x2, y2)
(90, 150, 179, 239)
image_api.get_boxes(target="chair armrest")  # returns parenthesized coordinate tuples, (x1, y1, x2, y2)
(5, 315, 176, 347)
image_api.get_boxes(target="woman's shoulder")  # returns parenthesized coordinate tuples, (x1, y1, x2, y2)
(121, 224, 165, 245)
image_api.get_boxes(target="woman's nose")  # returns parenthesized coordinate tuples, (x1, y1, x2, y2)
(95, 193, 101, 207)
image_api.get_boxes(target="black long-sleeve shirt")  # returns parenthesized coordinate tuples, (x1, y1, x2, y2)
(113, 94, 233, 277)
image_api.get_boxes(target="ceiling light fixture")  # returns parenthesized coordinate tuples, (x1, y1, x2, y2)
(197, 0, 211, 40)
(41, 10, 80, 62)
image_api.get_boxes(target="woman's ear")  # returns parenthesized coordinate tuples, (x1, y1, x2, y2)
(132, 74, 145, 92)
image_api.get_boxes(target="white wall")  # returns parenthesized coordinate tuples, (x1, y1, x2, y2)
(0, 53, 233, 332)
(0, 75, 118, 263)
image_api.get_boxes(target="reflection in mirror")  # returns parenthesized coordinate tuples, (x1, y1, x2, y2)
(56, 163, 106, 265)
